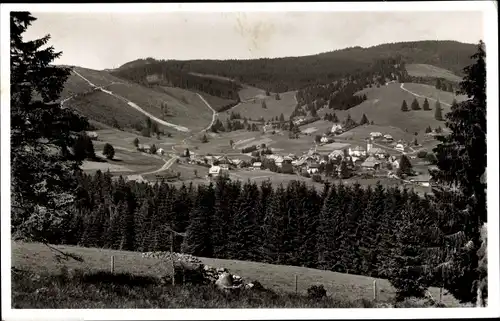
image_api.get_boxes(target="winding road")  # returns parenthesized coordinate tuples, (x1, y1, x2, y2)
(71, 69, 190, 132)
(400, 83, 452, 107)
(66, 69, 219, 177)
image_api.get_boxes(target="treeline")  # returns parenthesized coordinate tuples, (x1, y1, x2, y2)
(210, 118, 259, 133)
(111, 61, 241, 101)
(119, 41, 474, 93)
(40, 172, 459, 291)
(407, 76, 458, 93)
(295, 57, 406, 112)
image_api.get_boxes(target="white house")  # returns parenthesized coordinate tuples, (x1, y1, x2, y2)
(328, 150, 344, 160)
(349, 145, 367, 157)
(368, 147, 386, 159)
(307, 163, 320, 174)
(275, 156, 284, 168)
(395, 143, 405, 152)
(156, 148, 165, 156)
(370, 132, 383, 139)
(138, 144, 151, 153)
(86, 131, 99, 140)
(330, 123, 343, 134)
(209, 165, 221, 177)
(383, 134, 394, 142)
(361, 156, 381, 170)
(320, 136, 329, 144)
(252, 162, 262, 170)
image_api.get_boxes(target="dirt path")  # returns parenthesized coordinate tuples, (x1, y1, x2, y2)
(71, 70, 190, 132)
(196, 93, 218, 132)
(400, 83, 452, 107)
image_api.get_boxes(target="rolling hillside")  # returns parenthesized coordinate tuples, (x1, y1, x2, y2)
(61, 67, 222, 133)
(318, 82, 467, 136)
(217, 90, 298, 122)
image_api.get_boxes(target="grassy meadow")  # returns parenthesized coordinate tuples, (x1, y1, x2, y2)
(11, 242, 459, 308)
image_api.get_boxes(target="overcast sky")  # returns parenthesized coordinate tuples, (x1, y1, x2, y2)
(23, 11, 484, 70)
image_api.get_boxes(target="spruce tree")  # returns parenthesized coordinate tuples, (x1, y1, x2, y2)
(401, 100, 409, 112)
(423, 98, 431, 111)
(411, 98, 421, 110)
(182, 185, 215, 257)
(430, 41, 487, 304)
(434, 100, 443, 120)
(360, 113, 369, 125)
(10, 12, 90, 243)
(397, 154, 413, 177)
(262, 184, 287, 264)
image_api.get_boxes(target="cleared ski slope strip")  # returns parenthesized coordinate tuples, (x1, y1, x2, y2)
(71, 69, 190, 132)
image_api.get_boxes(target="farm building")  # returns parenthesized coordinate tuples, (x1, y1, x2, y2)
(395, 144, 405, 152)
(156, 148, 165, 156)
(328, 150, 344, 160)
(231, 158, 244, 168)
(252, 162, 263, 170)
(125, 175, 147, 183)
(138, 144, 151, 153)
(307, 163, 320, 174)
(368, 147, 387, 158)
(208, 165, 221, 177)
(361, 156, 381, 170)
(86, 131, 99, 140)
(370, 132, 383, 139)
(320, 136, 329, 144)
(383, 134, 394, 141)
(330, 123, 343, 134)
(349, 145, 367, 157)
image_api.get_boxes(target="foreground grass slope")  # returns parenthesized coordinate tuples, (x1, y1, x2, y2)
(12, 242, 460, 307)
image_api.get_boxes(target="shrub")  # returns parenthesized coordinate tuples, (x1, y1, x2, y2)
(312, 174, 323, 183)
(242, 145, 258, 153)
(417, 151, 427, 159)
(307, 285, 327, 300)
(103, 143, 115, 160)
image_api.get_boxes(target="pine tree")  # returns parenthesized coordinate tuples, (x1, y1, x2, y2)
(423, 98, 431, 111)
(332, 113, 339, 123)
(397, 154, 413, 177)
(262, 184, 287, 264)
(430, 41, 487, 304)
(182, 185, 215, 257)
(388, 205, 434, 301)
(401, 100, 409, 112)
(10, 12, 90, 242)
(231, 181, 261, 261)
(262, 100, 267, 109)
(411, 98, 421, 110)
(360, 113, 369, 125)
(434, 100, 443, 120)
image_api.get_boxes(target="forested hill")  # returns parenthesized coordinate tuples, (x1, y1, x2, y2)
(112, 40, 476, 93)
(111, 60, 242, 102)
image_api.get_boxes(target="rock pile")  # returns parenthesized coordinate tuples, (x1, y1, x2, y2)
(141, 251, 202, 264)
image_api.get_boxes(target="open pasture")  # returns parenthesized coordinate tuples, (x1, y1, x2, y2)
(218, 90, 297, 122)
(405, 64, 463, 82)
